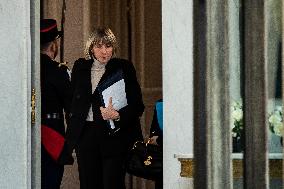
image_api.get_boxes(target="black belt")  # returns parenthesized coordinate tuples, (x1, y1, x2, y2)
(85, 121, 95, 126)
(42, 113, 62, 119)
(85, 121, 120, 136)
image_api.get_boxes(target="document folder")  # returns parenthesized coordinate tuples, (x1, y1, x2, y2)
(97, 69, 128, 130)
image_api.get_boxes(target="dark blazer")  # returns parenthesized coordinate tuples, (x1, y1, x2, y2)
(65, 58, 144, 152)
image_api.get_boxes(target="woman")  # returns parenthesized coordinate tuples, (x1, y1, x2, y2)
(65, 28, 144, 189)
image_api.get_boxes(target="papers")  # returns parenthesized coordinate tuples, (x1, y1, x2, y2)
(97, 69, 128, 129)
(101, 79, 128, 129)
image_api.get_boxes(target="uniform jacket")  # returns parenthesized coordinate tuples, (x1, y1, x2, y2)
(65, 58, 145, 152)
(41, 53, 72, 136)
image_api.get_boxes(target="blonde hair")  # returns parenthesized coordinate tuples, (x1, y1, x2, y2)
(84, 27, 118, 60)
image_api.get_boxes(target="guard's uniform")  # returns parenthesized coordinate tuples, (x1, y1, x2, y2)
(41, 53, 72, 189)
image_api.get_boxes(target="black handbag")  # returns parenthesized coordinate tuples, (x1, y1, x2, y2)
(126, 140, 162, 180)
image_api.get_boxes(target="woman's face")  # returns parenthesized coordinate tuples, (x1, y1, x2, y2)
(92, 41, 113, 64)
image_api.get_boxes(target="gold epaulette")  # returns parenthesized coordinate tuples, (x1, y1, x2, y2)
(58, 62, 68, 68)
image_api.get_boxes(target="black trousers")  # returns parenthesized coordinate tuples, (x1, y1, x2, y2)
(76, 121, 127, 189)
(155, 179, 163, 189)
(41, 145, 64, 189)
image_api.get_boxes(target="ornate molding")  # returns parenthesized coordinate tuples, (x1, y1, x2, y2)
(177, 158, 282, 178)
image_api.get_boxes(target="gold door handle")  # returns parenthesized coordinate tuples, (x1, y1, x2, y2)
(31, 89, 36, 124)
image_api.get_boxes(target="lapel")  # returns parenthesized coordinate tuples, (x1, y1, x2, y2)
(98, 58, 119, 86)
(76, 59, 93, 95)
(83, 58, 122, 94)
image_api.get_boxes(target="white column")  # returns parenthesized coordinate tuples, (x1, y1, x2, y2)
(0, 0, 32, 188)
(162, 0, 194, 188)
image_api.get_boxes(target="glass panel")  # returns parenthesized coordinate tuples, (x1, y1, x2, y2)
(228, 0, 243, 188)
(266, 0, 282, 188)
(230, 0, 283, 187)
(230, 0, 283, 188)
(229, 0, 242, 153)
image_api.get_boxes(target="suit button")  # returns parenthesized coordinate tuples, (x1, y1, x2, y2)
(76, 95, 80, 99)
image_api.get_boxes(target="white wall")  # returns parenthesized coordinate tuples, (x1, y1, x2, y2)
(162, 0, 194, 188)
(0, 1, 31, 188)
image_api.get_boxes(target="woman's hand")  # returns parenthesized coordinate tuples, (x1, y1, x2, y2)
(100, 97, 120, 120)
(148, 136, 159, 146)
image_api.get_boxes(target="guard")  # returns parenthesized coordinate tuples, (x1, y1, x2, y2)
(40, 19, 72, 189)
